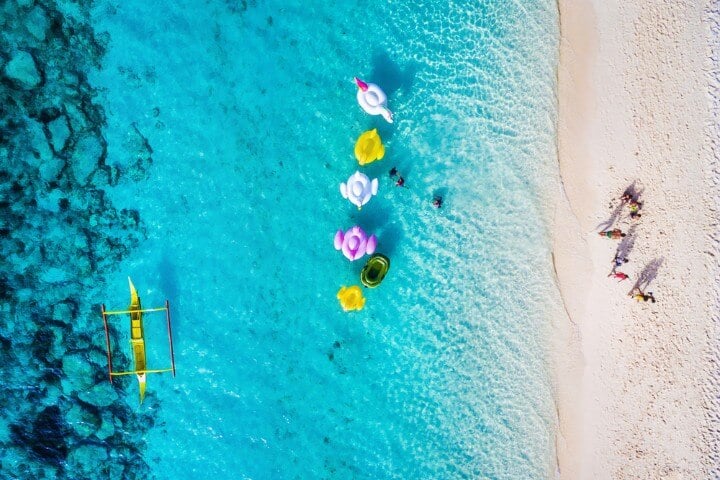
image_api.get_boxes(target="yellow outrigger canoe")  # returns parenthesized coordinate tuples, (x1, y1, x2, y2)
(128, 278, 147, 403)
(101, 277, 176, 404)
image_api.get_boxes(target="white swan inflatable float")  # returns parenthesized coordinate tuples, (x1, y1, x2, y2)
(334, 226, 377, 261)
(354, 77, 393, 123)
(340, 171, 378, 209)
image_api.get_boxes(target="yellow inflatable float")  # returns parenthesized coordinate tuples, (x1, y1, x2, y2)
(354, 129, 385, 166)
(337, 285, 366, 311)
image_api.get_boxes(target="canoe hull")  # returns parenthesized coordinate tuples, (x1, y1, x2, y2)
(129, 278, 147, 404)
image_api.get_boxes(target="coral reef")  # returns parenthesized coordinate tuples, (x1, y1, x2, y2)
(0, 1, 156, 478)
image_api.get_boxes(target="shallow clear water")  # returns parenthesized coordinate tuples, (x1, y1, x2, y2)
(4, 0, 560, 478)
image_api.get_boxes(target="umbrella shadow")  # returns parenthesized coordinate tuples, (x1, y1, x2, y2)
(628, 257, 664, 295)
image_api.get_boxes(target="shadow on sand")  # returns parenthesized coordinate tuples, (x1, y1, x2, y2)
(627, 257, 664, 295)
(598, 180, 645, 230)
(613, 225, 638, 262)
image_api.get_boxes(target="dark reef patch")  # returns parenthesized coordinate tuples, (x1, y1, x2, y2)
(11, 406, 69, 467)
(0, 0, 155, 478)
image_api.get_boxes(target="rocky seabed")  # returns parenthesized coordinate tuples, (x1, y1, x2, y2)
(1, 1, 159, 478)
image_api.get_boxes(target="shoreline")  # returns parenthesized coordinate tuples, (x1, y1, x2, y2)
(554, 0, 719, 478)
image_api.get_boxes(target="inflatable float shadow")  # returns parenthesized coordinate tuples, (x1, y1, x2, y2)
(349, 201, 392, 232)
(370, 50, 418, 98)
(373, 222, 403, 258)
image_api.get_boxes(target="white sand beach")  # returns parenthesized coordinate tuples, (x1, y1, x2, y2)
(554, 0, 720, 478)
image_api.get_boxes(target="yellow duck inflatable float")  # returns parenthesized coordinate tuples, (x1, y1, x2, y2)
(337, 285, 366, 311)
(354, 129, 385, 166)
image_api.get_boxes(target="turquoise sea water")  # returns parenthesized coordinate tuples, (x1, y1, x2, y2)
(2, 0, 560, 478)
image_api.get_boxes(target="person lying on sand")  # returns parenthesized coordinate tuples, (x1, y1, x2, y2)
(608, 271, 629, 282)
(628, 287, 656, 303)
(613, 253, 629, 268)
(599, 229, 626, 239)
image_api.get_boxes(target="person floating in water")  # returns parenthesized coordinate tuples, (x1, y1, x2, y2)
(389, 167, 405, 187)
(607, 271, 629, 282)
(432, 195, 443, 208)
(599, 229, 626, 239)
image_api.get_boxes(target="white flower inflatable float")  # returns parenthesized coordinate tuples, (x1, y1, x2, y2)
(340, 171, 378, 209)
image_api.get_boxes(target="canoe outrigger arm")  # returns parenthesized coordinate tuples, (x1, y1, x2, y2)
(101, 278, 176, 404)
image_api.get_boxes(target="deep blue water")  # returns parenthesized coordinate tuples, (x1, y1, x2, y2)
(1, 1, 560, 478)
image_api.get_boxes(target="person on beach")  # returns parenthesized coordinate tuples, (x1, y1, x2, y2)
(629, 287, 656, 303)
(628, 200, 642, 220)
(634, 292, 656, 303)
(599, 229, 626, 239)
(620, 193, 632, 204)
(608, 271, 629, 282)
(432, 196, 443, 208)
(613, 253, 629, 268)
